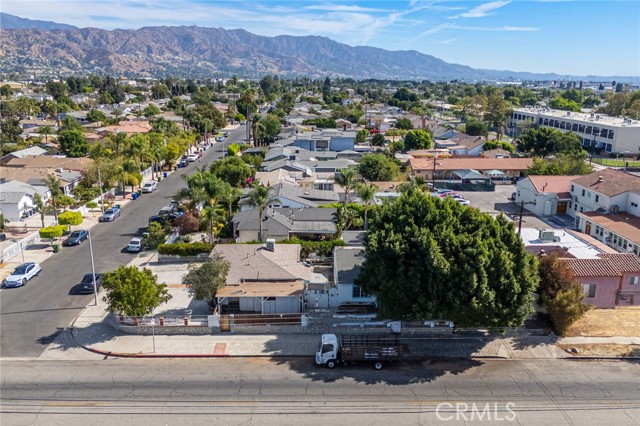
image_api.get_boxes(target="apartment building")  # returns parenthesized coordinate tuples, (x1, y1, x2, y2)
(509, 107, 640, 154)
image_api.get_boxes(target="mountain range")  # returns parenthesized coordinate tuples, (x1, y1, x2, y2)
(0, 13, 636, 82)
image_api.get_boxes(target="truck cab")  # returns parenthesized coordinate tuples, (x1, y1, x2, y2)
(315, 334, 339, 367)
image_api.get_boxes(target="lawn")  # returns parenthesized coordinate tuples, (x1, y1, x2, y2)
(590, 157, 640, 167)
(565, 306, 640, 337)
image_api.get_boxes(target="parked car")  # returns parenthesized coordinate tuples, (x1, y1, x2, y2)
(142, 181, 157, 193)
(187, 153, 199, 162)
(77, 273, 104, 294)
(148, 211, 183, 226)
(63, 229, 89, 246)
(457, 199, 471, 206)
(0, 233, 6, 241)
(127, 237, 144, 253)
(437, 189, 456, 195)
(216, 136, 225, 142)
(99, 207, 121, 222)
(179, 158, 189, 167)
(2, 262, 41, 287)
(223, 131, 229, 137)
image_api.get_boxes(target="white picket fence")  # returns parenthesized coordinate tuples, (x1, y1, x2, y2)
(1, 235, 38, 264)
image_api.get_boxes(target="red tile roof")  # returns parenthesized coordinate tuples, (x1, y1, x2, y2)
(598, 253, 640, 272)
(571, 169, 640, 197)
(562, 258, 621, 277)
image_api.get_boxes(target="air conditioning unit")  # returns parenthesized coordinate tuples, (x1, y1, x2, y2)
(265, 238, 276, 251)
(538, 229, 559, 242)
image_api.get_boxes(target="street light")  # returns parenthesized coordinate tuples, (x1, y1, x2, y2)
(87, 229, 98, 306)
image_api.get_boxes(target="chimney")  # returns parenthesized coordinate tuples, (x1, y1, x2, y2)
(597, 176, 604, 183)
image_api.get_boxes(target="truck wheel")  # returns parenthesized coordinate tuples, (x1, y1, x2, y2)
(374, 362, 384, 370)
(326, 360, 337, 369)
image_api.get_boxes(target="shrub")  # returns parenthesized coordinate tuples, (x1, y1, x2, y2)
(39, 225, 67, 240)
(58, 211, 83, 228)
(173, 210, 200, 235)
(85, 201, 98, 210)
(282, 237, 346, 258)
(157, 242, 214, 256)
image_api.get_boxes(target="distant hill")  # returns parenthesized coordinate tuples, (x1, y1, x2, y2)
(0, 13, 77, 30)
(0, 16, 636, 82)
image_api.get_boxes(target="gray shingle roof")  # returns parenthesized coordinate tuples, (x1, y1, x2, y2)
(335, 247, 366, 284)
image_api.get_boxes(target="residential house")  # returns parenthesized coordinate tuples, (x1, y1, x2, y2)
(515, 175, 581, 216)
(562, 254, 640, 307)
(1, 156, 92, 196)
(577, 212, 640, 256)
(482, 148, 512, 159)
(0, 146, 48, 165)
(232, 207, 337, 243)
(293, 130, 356, 152)
(0, 180, 40, 220)
(98, 121, 152, 136)
(212, 243, 320, 314)
(568, 169, 640, 218)
(434, 133, 486, 156)
(330, 246, 376, 308)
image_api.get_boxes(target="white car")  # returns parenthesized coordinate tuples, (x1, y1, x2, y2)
(127, 237, 143, 253)
(142, 181, 157, 193)
(457, 199, 471, 206)
(3, 262, 41, 287)
(187, 153, 199, 162)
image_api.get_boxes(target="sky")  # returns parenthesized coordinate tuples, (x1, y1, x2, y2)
(3, 0, 639, 77)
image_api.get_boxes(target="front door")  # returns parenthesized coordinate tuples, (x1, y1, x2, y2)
(585, 221, 592, 235)
(557, 201, 567, 214)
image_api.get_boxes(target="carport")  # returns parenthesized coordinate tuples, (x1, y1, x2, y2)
(216, 280, 305, 314)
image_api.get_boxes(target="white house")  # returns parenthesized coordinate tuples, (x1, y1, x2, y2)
(568, 169, 640, 219)
(515, 175, 581, 216)
(0, 180, 39, 221)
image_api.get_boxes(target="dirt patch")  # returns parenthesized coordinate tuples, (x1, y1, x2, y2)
(558, 344, 640, 358)
(565, 307, 640, 337)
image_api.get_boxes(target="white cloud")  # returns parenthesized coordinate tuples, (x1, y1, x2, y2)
(459, 1, 511, 18)
(305, 4, 384, 13)
(416, 22, 538, 39)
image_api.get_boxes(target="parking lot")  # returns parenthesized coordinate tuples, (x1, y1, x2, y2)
(455, 184, 557, 230)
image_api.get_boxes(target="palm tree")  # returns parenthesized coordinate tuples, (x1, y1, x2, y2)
(45, 174, 62, 223)
(182, 171, 234, 242)
(356, 182, 377, 230)
(33, 193, 46, 228)
(38, 125, 53, 145)
(247, 185, 280, 242)
(335, 168, 358, 205)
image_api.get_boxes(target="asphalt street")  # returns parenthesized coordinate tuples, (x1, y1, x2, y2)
(0, 127, 245, 358)
(1, 358, 638, 425)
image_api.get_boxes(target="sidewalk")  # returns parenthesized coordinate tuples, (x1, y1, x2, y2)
(34, 294, 640, 361)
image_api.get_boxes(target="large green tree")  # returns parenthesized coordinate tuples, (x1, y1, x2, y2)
(517, 127, 584, 158)
(182, 255, 230, 302)
(527, 154, 593, 176)
(403, 129, 432, 151)
(209, 156, 253, 188)
(357, 154, 399, 181)
(59, 130, 89, 157)
(102, 266, 172, 317)
(357, 189, 538, 326)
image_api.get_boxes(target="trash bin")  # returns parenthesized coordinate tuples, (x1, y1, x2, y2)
(132, 192, 138, 200)
(164, 172, 168, 178)
(52, 244, 60, 253)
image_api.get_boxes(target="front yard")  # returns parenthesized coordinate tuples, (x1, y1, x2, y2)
(565, 306, 640, 337)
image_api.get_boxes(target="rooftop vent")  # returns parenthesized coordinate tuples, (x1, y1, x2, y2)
(597, 176, 604, 182)
(265, 238, 276, 252)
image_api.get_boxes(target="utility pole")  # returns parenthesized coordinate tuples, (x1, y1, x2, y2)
(97, 168, 105, 213)
(517, 200, 536, 236)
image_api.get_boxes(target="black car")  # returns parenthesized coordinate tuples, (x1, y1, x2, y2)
(63, 229, 89, 246)
(148, 211, 183, 226)
(77, 273, 104, 294)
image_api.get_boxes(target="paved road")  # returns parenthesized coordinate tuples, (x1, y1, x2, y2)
(0, 127, 246, 358)
(1, 358, 638, 425)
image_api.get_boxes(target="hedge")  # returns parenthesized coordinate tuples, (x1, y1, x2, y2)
(157, 242, 214, 256)
(282, 237, 346, 258)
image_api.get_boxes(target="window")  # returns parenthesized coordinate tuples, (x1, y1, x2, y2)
(571, 185, 575, 192)
(572, 123, 579, 132)
(587, 192, 591, 198)
(581, 189, 585, 196)
(352, 285, 367, 298)
(578, 124, 585, 133)
(585, 126, 592, 135)
(600, 128, 608, 137)
(608, 130, 614, 139)
(631, 202, 638, 208)
(630, 276, 639, 285)
(582, 284, 596, 298)
(595, 195, 599, 202)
